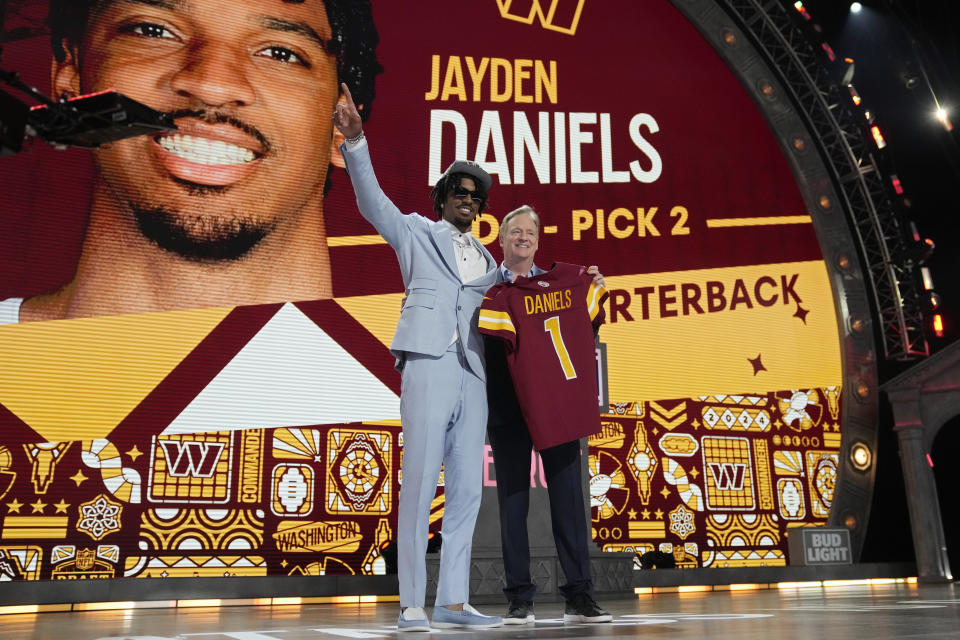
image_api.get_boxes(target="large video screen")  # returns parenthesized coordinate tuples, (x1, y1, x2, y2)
(0, 0, 842, 581)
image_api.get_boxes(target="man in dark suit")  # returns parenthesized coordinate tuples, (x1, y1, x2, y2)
(485, 205, 612, 625)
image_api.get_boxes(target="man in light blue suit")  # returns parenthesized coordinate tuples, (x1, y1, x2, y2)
(333, 84, 502, 632)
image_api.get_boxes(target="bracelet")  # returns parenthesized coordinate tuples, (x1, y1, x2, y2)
(346, 131, 365, 144)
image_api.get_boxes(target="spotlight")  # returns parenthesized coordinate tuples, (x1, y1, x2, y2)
(936, 108, 954, 132)
(849, 442, 872, 472)
(933, 314, 944, 338)
(870, 125, 886, 149)
(850, 2, 863, 13)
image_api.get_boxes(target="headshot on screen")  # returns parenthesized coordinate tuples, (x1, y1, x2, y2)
(0, 0, 381, 323)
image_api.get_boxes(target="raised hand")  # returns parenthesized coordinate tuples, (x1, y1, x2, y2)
(332, 82, 363, 140)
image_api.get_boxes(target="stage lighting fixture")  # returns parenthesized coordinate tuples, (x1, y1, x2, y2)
(935, 108, 954, 132)
(870, 125, 886, 148)
(850, 3, 863, 14)
(850, 442, 873, 471)
(921, 267, 934, 291)
(793, 1, 812, 21)
(890, 174, 903, 194)
(840, 58, 855, 85)
(933, 314, 944, 338)
(847, 85, 862, 106)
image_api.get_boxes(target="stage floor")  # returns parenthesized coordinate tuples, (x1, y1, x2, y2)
(2, 582, 958, 640)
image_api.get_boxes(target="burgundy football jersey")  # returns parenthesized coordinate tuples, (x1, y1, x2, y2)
(479, 262, 608, 450)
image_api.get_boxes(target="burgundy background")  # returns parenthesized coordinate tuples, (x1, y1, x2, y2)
(1, 0, 821, 302)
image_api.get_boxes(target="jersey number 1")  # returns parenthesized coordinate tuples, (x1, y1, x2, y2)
(544, 315, 577, 380)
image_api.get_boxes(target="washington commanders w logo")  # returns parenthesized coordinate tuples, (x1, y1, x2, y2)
(708, 462, 747, 491)
(495, 0, 587, 35)
(159, 440, 225, 477)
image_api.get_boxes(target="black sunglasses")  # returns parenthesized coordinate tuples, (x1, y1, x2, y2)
(453, 189, 486, 205)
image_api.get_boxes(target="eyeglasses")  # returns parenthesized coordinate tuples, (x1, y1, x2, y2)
(453, 189, 485, 206)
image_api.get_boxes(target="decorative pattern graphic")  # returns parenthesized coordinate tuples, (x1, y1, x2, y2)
(702, 436, 755, 511)
(23, 442, 71, 494)
(77, 494, 122, 541)
(776, 390, 824, 431)
(705, 514, 779, 547)
(668, 504, 695, 540)
(0, 546, 43, 580)
(754, 439, 775, 510)
(124, 554, 267, 578)
(701, 405, 771, 432)
(148, 432, 234, 504)
(82, 439, 142, 503)
(139, 509, 264, 551)
(0, 446, 16, 501)
(702, 549, 785, 567)
(806, 451, 838, 518)
(272, 464, 315, 517)
(626, 421, 657, 505)
(272, 520, 363, 553)
(661, 457, 704, 511)
(50, 546, 118, 579)
(326, 429, 393, 514)
(0, 387, 839, 578)
(588, 451, 630, 521)
(777, 478, 806, 519)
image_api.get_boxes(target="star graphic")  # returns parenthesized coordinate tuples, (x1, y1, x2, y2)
(54, 499, 70, 514)
(125, 445, 143, 461)
(749, 354, 767, 375)
(689, 467, 700, 479)
(660, 486, 671, 499)
(691, 419, 700, 429)
(654, 509, 664, 519)
(794, 304, 810, 324)
(70, 470, 89, 486)
(281, 559, 289, 568)
(6, 498, 23, 513)
(627, 509, 637, 520)
(30, 499, 47, 513)
(313, 455, 324, 463)
(652, 427, 659, 436)
(641, 509, 650, 519)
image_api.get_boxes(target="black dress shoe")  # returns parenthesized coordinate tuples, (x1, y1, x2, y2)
(504, 600, 534, 624)
(563, 594, 612, 623)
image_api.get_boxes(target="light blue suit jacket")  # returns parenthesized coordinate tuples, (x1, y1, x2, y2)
(341, 142, 498, 379)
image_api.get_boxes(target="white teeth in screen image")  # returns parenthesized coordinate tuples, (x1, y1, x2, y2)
(158, 134, 256, 165)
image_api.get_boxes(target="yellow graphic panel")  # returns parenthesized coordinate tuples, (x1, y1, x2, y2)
(604, 262, 842, 401)
(334, 295, 403, 350)
(0, 307, 232, 442)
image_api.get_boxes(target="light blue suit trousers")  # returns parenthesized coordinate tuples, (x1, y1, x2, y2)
(340, 140, 497, 607)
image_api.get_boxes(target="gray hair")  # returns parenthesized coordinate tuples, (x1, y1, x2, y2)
(499, 205, 540, 239)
